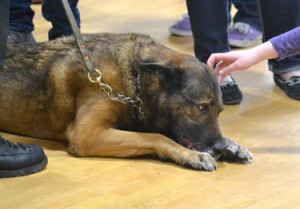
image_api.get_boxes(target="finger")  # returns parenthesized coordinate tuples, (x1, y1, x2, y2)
(207, 56, 215, 68)
(215, 61, 228, 76)
(215, 60, 223, 71)
(207, 54, 221, 68)
(215, 61, 232, 83)
(221, 63, 238, 75)
(216, 69, 225, 83)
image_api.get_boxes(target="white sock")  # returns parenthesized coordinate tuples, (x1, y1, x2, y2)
(221, 75, 233, 85)
(280, 70, 300, 81)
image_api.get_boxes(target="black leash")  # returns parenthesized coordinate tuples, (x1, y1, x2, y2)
(0, 0, 9, 69)
(0, 0, 145, 119)
(61, 0, 145, 119)
(0, 0, 89, 71)
(61, 0, 96, 74)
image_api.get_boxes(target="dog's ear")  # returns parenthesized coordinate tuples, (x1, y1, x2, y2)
(140, 61, 171, 72)
(140, 61, 184, 89)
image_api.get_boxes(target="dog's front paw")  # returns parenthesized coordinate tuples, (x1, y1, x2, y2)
(182, 151, 217, 171)
(220, 138, 253, 163)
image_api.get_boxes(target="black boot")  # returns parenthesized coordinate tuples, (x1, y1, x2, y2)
(0, 136, 48, 178)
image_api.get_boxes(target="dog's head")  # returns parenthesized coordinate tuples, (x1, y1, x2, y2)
(140, 55, 228, 155)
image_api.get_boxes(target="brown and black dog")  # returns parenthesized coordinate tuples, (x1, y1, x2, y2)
(0, 33, 252, 171)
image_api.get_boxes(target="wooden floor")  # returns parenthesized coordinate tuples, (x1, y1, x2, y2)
(1, 1, 300, 208)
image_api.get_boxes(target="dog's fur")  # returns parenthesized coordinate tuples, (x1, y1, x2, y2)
(0, 33, 252, 171)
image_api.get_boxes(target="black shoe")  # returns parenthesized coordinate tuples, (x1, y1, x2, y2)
(274, 74, 300, 100)
(0, 136, 48, 178)
(220, 78, 243, 105)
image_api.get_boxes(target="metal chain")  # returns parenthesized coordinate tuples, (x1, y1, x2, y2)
(88, 69, 145, 119)
(60, 0, 145, 118)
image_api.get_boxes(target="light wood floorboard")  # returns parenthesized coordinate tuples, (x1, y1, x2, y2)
(1, 1, 300, 208)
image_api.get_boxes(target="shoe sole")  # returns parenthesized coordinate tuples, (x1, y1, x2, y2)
(223, 99, 242, 105)
(228, 35, 262, 48)
(0, 157, 48, 178)
(169, 28, 193, 37)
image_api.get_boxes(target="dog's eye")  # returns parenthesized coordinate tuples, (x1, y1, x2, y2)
(199, 104, 209, 113)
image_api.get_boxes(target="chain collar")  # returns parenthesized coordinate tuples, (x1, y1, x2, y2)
(88, 68, 145, 120)
(61, 0, 145, 120)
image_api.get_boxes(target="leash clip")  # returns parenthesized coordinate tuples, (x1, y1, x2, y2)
(88, 68, 102, 83)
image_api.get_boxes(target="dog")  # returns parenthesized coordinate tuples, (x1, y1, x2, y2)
(0, 33, 252, 171)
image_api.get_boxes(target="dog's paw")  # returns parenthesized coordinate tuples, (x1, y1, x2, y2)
(182, 151, 217, 171)
(68, 144, 82, 157)
(219, 138, 253, 163)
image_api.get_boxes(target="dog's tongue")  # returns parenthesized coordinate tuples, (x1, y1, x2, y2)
(181, 134, 196, 150)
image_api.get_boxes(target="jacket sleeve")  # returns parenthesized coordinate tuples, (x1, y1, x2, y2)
(269, 26, 300, 60)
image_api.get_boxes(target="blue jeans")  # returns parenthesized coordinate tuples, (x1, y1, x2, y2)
(233, 0, 261, 31)
(186, 0, 261, 63)
(9, 0, 80, 40)
(186, 0, 300, 74)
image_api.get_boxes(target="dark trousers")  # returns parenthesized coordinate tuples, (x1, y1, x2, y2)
(233, 0, 261, 31)
(259, 0, 300, 74)
(0, 0, 9, 68)
(9, 0, 80, 40)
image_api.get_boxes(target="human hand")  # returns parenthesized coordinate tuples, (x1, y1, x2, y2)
(207, 49, 259, 82)
(207, 41, 279, 83)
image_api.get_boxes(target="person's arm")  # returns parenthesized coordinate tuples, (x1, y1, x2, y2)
(207, 26, 300, 82)
(269, 26, 300, 60)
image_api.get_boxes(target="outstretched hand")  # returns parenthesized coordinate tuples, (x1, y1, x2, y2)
(207, 41, 279, 83)
(207, 49, 260, 82)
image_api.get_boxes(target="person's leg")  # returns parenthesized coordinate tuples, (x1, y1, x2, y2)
(0, 0, 9, 68)
(186, 0, 230, 63)
(259, 0, 300, 99)
(9, 0, 34, 33)
(186, 0, 243, 105)
(169, 0, 232, 37)
(259, 0, 300, 75)
(232, 0, 261, 31)
(42, 0, 80, 40)
(8, 0, 36, 44)
(229, 0, 262, 48)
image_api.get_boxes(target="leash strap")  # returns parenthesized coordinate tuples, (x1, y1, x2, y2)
(60, 0, 145, 119)
(0, 0, 9, 69)
(61, 0, 96, 73)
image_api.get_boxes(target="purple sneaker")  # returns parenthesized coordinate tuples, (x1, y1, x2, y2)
(228, 22, 262, 48)
(169, 14, 192, 37)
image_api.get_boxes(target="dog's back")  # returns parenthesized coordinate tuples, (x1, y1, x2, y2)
(0, 33, 172, 139)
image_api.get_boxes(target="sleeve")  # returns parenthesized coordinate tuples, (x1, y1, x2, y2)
(269, 26, 300, 60)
